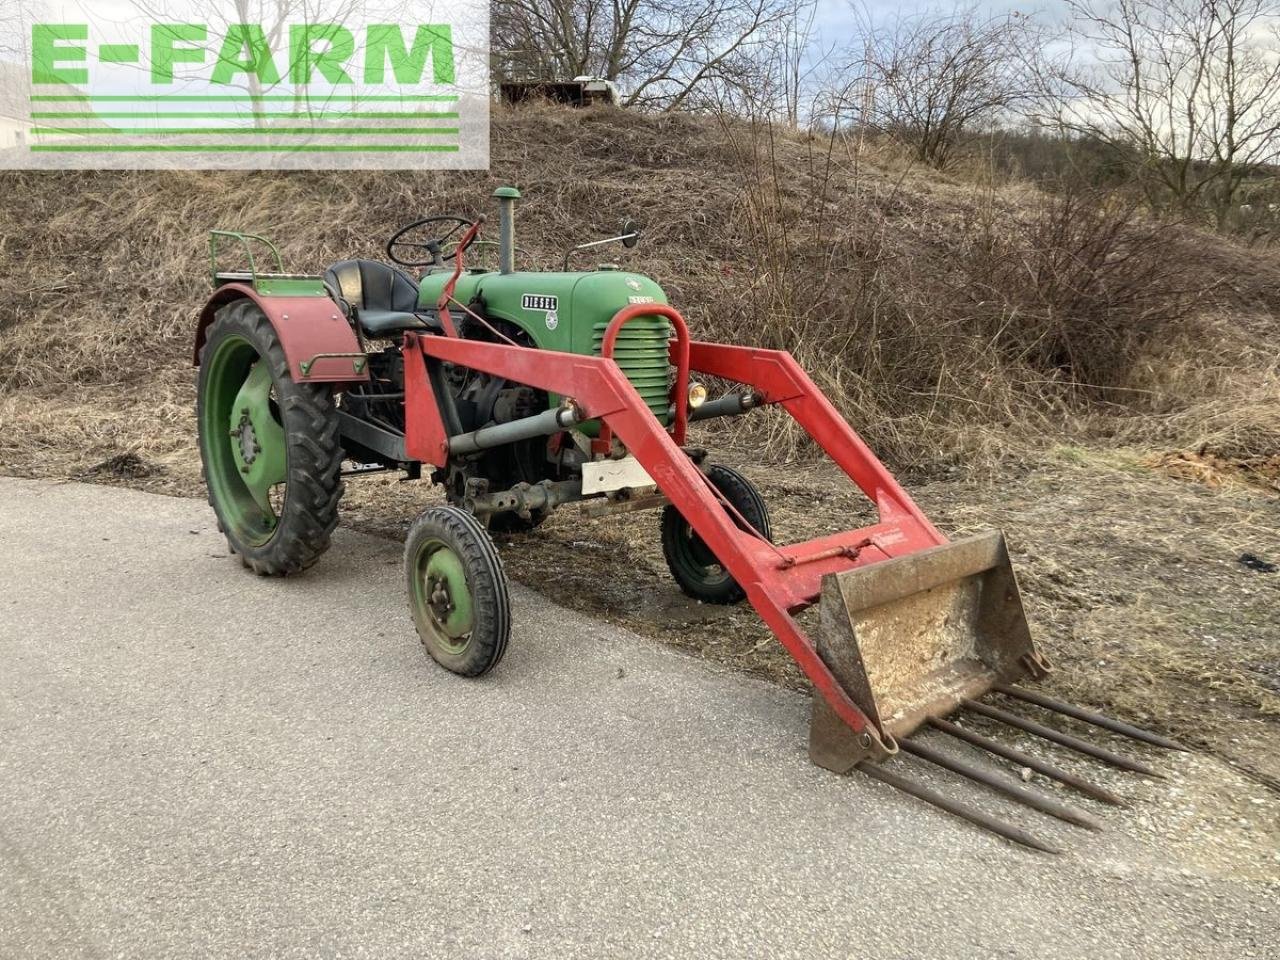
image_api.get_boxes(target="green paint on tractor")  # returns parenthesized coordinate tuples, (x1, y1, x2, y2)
(199, 333, 284, 547)
(416, 268, 673, 425)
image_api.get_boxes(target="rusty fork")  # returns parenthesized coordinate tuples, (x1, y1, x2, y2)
(858, 686, 1184, 853)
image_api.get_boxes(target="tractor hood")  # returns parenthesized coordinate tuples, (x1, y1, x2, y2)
(416, 268, 669, 353)
(417, 267, 674, 426)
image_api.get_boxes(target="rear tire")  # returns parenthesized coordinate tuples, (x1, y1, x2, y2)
(405, 506, 512, 677)
(661, 464, 771, 604)
(197, 300, 344, 575)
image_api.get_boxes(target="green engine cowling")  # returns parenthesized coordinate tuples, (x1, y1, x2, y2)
(416, 267, 673, 424)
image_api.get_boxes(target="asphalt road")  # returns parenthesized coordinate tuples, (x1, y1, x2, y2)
(1, 477, 1275, 959)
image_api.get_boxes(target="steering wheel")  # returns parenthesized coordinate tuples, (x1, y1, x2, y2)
(386, 215, 476, 268)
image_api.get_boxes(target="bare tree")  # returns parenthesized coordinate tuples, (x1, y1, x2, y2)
(1047, 0, 1280, 228)
(120, 0, 409, 125)
(672, 0, 829, 122)
(493, 0, 793, 110)
(756, 0, 819, 126)
(0, 0, 42, 62)
(855, 7, 1040, 168)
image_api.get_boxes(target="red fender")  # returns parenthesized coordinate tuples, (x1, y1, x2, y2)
(194, 283, 369, 385)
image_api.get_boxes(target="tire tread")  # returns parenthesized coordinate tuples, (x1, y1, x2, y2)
(660, 464, 771, 605)
(197, 299, 344, 576)
(404, 505, 512, 677)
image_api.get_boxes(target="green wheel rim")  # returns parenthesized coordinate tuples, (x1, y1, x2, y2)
(411, 537, 476, 654)
(669, 522, 731, 590)
(200, 334, 289, 547)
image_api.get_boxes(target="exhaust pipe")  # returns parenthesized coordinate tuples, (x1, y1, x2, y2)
(493, 186, 520, 275)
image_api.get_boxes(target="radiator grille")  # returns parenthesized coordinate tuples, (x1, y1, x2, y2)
(592, 317, 672, 424)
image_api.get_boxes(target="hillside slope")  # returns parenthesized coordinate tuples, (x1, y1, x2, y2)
(2, 103, 1278, 479)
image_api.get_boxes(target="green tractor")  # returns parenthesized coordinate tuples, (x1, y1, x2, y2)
(195, 186, 768, 679)
(195, 186, 1179, 850)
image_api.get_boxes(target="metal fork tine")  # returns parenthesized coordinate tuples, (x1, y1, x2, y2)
(859, 762, 1061, 854)
(900, 739, 1103, 830)
(928, 717, 1128, 807)
(963, 699, 1164, 778)
(994, 684, 1189, 752)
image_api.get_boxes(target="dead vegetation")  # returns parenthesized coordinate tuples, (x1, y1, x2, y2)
(0, 103, 1277, 782)
(3, 104, 1279, 473)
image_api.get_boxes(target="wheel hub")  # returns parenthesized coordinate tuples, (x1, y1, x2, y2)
(425, 574, 455, 624)
(231, 409, 262, 467)
(416, 544, 474, 644)
(204, 337, 288, 546)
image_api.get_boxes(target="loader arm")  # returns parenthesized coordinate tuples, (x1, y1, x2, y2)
(685, 342, 944, 545)
(398, 301, 1181, 854)
(404, 312, 974, 763)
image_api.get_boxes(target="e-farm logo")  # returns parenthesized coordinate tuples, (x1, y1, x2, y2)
(2, 1, 489, 170)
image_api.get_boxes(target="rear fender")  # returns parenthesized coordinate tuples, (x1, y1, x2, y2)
(194, 283, 370, 385)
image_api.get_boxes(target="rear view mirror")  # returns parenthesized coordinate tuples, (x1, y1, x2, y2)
(621, 218, 641, 248)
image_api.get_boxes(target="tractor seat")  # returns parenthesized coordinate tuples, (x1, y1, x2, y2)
(323, 259, 437, 338)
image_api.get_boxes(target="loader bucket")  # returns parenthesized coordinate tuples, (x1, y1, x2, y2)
(809, 530, 1050, 772)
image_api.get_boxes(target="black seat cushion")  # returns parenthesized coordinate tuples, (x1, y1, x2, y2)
(323, 260, 434, 337)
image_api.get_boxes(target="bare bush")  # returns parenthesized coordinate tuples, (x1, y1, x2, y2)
(850, 8, 1040, 169)
(1046, 0, 1280, 230)
(958, 190, 1203, 390)
(690, 116, 1214, 465)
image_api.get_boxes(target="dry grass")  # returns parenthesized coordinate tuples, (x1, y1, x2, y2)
(2, 103, 1279, 476)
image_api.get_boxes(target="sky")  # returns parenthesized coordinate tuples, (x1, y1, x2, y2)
(804, 1, 1079, 91)
(813, 0, 1066, 33)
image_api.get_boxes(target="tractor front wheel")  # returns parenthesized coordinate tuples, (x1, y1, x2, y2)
(661, 464, 771, 605)
(197, 300, 344, 575)
(405, 506, 512, 677)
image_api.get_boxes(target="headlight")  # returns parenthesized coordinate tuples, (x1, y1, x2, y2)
(687, 382, 708, 409)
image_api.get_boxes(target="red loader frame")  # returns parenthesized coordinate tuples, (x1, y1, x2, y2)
(400, 301, 947, 761)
